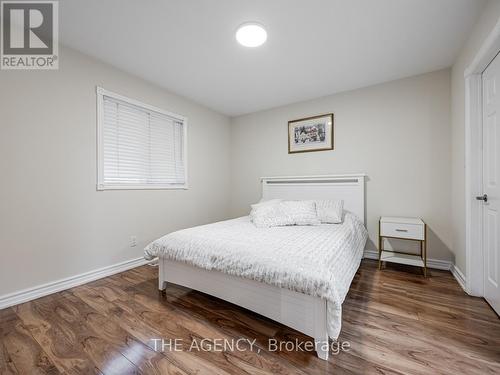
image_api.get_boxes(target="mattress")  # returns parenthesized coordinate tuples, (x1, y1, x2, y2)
(144, 212, 368, 339)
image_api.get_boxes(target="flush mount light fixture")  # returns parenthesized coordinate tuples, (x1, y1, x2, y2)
(235, 22, 267, 47)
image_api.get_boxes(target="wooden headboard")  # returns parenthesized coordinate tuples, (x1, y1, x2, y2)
(261, 174, 366, 225)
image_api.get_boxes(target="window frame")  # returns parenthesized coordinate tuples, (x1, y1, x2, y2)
(96, 86, 188, 191)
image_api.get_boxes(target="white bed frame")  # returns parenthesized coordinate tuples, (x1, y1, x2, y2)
(158, 174, 366, 360)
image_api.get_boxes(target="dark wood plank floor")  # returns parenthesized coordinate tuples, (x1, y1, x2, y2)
(1, 260, 499, 374)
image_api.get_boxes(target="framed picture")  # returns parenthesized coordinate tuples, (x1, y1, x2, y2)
(288, 113, 334, 153)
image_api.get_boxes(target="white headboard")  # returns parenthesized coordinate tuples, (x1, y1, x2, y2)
(261, 174, 366, 225)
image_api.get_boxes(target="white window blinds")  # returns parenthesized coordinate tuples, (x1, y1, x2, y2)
(97, 88, 187, 190)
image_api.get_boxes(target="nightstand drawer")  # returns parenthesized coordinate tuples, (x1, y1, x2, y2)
(380, 222, 424, 240)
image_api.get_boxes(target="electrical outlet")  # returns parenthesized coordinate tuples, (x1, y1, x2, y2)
(130, 236, 137, 247)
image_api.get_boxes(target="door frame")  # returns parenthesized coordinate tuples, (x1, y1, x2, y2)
(464, 17, 500, 296)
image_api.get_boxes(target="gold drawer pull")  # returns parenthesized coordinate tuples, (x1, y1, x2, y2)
(395, 229, 408, 232)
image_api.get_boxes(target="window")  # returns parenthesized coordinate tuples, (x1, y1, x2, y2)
(96, 87, 187, 190)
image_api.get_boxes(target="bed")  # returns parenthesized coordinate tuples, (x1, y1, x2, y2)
(144, 174, 367, 360)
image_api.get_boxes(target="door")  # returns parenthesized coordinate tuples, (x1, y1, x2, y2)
(482, 54, 500, 315)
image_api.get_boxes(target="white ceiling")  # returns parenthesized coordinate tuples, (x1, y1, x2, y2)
(60, 0, 485, 116)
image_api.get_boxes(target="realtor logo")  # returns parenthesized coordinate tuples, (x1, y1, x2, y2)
(1, 1, 58, 69)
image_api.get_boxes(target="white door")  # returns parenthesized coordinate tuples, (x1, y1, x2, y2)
(482, 54, 500, 315)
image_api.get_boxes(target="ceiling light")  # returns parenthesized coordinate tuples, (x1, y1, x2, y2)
(236, 23, 267, 47)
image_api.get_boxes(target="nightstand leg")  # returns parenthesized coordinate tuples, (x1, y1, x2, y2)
(378, 236, 382, 270)
(420, 240, 424, 276)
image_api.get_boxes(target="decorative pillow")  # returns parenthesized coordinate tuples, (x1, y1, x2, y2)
(249, 199, 282, 220)
(315, 200, 344, 224)
(251, 200, 321, 228)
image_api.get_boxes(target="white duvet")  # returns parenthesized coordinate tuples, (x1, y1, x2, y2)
(144, 212, 368, 339)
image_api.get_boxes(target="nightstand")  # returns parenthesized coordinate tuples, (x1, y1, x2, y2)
(378, 217, 427, 276)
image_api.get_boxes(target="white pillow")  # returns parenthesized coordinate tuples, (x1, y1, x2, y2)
(251, 200, 320, 228)
(249, 199, 282, 219)
(315, 200, 344, 224)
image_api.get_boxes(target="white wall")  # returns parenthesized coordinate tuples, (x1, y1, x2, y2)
(451, 0, 500, 275)
(0, 47, 231, 296)
(230, 69, 453, 261)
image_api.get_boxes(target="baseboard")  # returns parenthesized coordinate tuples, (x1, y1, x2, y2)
(0, 257, 150, 310)
(363, 250, 452, 270)
(364, 250, 470, 292)
(0, 253, 470, 310)
(450, 265, 467, 293)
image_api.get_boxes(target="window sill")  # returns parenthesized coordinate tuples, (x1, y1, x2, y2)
(97, 184, 188, 191)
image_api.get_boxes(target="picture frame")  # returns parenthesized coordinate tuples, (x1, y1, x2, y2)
(288, 113, 334, 153)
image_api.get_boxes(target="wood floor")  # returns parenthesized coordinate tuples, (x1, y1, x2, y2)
(0, 260, 499, 375)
